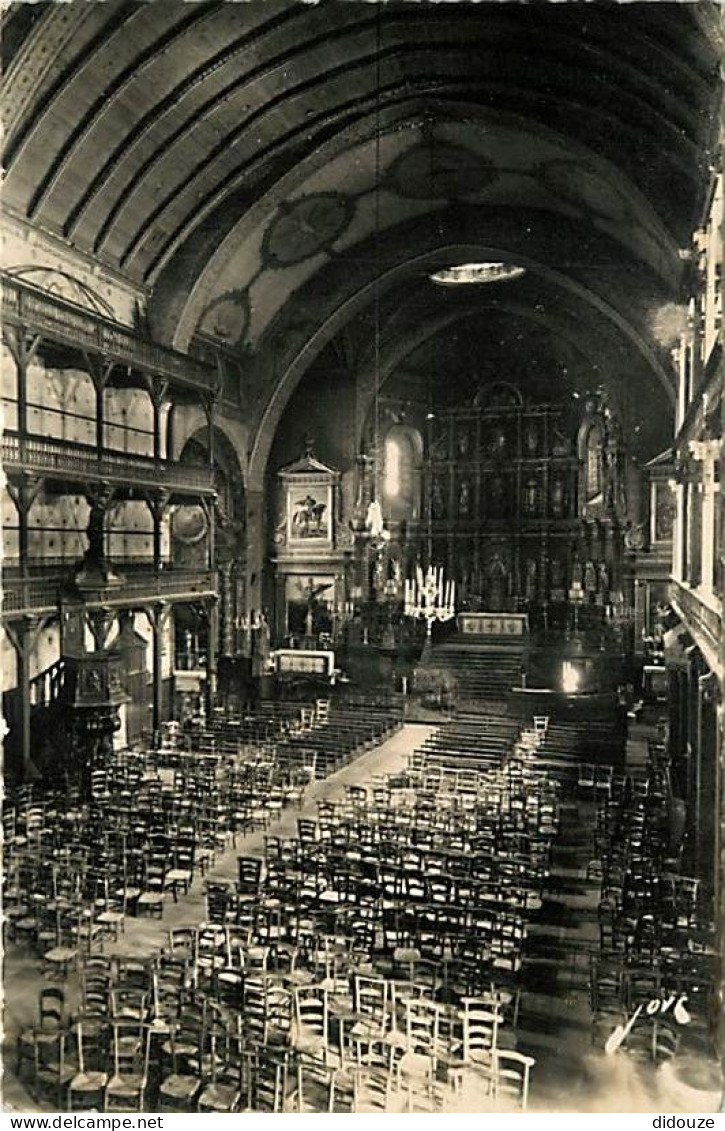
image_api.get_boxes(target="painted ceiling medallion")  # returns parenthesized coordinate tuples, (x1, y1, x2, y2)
(388, 143, 497, 199)
(430, 262, 526, 286)
(199, 288, 250, 345)
(262, 193, 354, 268)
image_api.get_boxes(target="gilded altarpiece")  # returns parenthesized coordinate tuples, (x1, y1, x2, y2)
(422, 393, 581, 611)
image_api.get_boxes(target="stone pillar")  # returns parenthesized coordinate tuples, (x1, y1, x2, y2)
(146, 602, 171, 737)
(205, 596, 219, 714)
(246, 487, 265, 617)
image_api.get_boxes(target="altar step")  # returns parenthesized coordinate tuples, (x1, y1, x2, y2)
(426, 637, 525, 701)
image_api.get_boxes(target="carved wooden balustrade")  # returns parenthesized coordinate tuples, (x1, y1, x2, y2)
(669, 580, 721, 661)
(2, 569, 218, 617)
(2, 431, 216, 495)
(2, 273, 218, 396)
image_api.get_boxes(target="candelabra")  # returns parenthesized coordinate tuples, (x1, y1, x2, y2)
(404, 565, 456, 657)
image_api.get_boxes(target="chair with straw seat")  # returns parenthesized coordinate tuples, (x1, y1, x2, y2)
(68, 1021, 109, 1111)
(105, 1021, 152, 1112)
(491, 1048, 535, 1110)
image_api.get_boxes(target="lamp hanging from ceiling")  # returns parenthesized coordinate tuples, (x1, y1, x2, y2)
(362, 3, 390, 552)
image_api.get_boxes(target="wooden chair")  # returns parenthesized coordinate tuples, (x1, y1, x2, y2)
(137, 855, 167, 919)
(445, 999, 501, 1095)
(293, 985, 331, 1065)
(394, 997, 442, 1112)
(40, 904, 79, 978)
(350, 1037, 394, 1112)
(236, 855, 263, 901)
(158, 1008, 205, 1112)
(17, 986, 67, 1079)
(110, 987, 149, 1024)
(197, 1031, 245, 1113)
(577, 764, 595, 795)
(350, 975, 390, 1064)
(95, 877, 126, 942)
(315, 700, 330, 725)
(194, 924, 230, 991)
(245, 1046, 289, 1112)
(33, 1028, 76, 1108)
(165, 839, 195, 902)
(105, 1022, 152, 1111)
(68, 1021, 109, 1111)
(241, 975, 291, 1048)
(492, 1048, 535, 1110)
(294, 1055, 355, 1113)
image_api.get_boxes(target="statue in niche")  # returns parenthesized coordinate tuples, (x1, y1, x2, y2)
(525, 558, 538, 602)
(584, 559, 597, 595)
(523, 478, 538, 514)
(598, 562, 610, 599)
(551, 477, 565, 517)
(459, 479, 471, 518)
(487, 554, 508, 613)
(524, 422, 538, 455)
(489, 425, 507, 458)
(603, 453, 616, 511)
(571, 554, 584, 588)
(457, 430, 470, 458)
(432, 481, 446, 520)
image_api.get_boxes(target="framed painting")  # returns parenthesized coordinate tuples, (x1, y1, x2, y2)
(286, 482, 333, 546)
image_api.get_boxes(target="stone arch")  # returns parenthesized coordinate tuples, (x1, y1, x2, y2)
(248, 237, 674, 494)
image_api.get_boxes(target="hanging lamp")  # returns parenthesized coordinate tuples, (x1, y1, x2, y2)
(362, 3, 390, 550)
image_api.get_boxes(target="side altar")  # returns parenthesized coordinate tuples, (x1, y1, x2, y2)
(271, 441, 350, 647)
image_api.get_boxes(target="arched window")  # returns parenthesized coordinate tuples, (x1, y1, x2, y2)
(383, 425, 422, 521)
(384, 433, 403, 498)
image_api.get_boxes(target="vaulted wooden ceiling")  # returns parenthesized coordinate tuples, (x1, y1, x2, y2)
(2, 0, 721, 466)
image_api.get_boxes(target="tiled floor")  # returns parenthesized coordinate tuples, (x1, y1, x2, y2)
(2, 722, 720, 1113)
